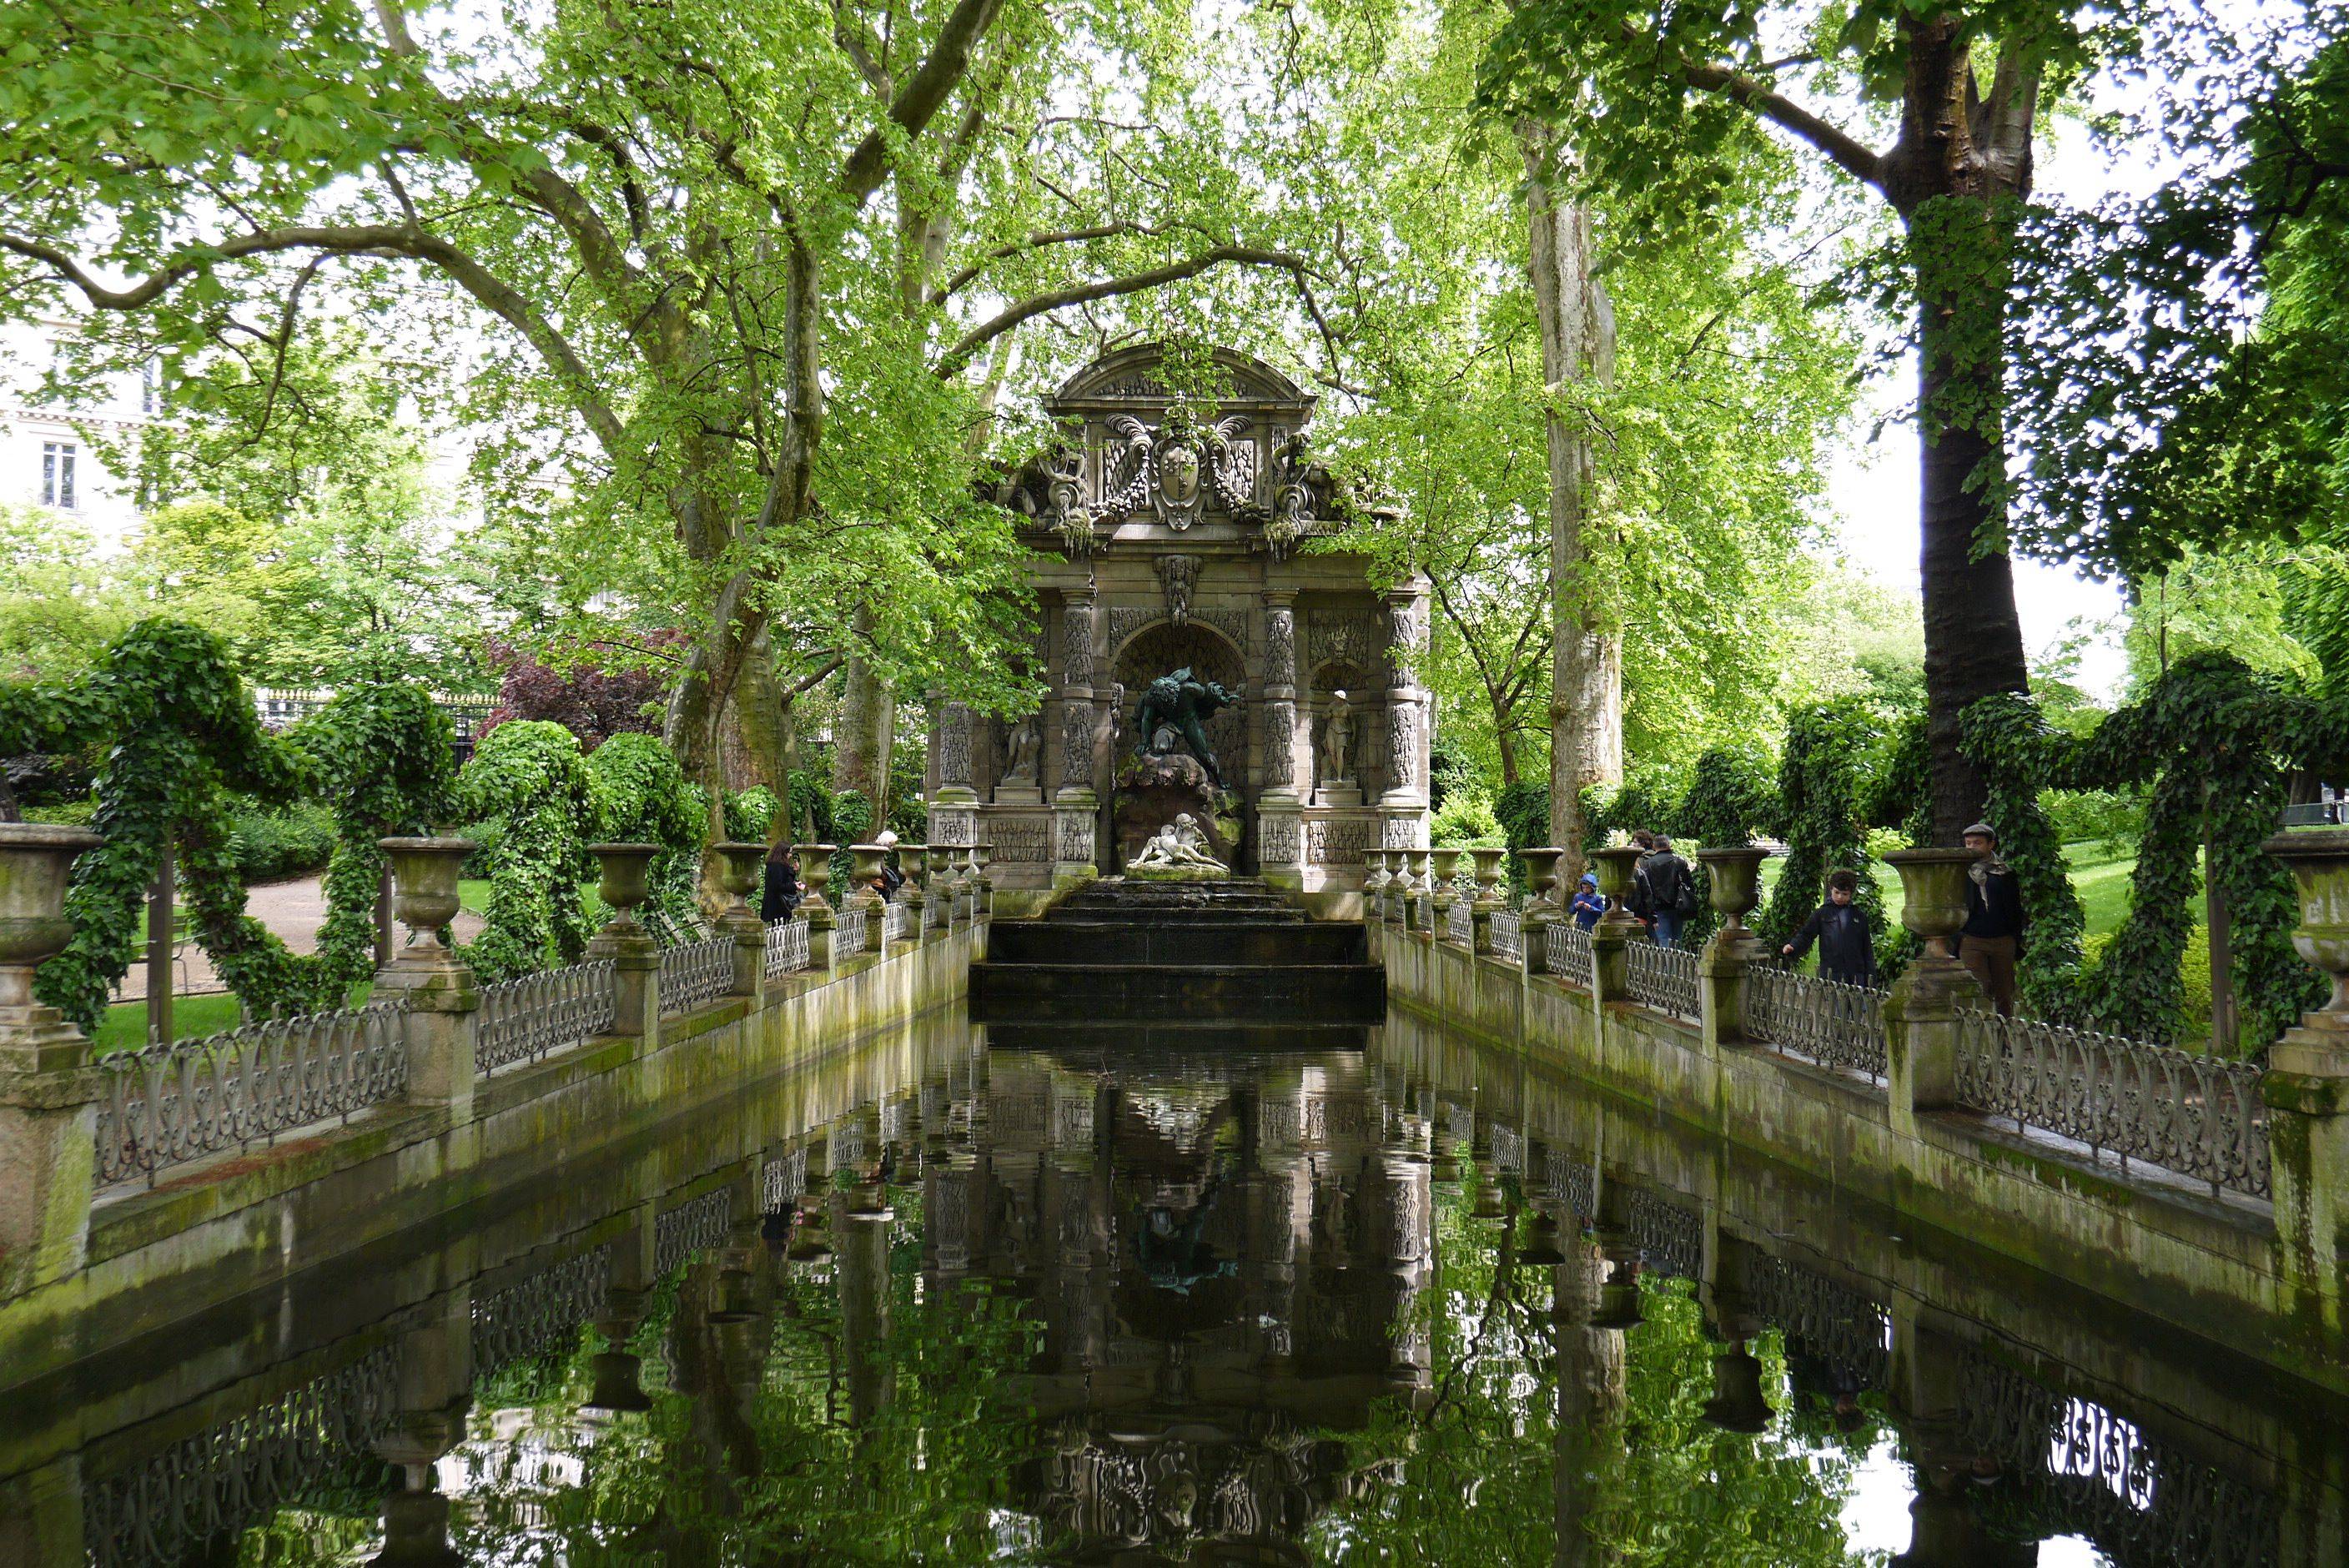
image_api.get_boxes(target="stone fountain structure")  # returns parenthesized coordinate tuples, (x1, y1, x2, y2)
(923, 344, 1431, 913)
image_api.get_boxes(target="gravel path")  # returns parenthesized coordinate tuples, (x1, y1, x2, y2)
(111, 875, 487, 1002)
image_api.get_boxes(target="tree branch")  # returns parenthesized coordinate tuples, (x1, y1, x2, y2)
(1675, 50, 1884, 190)
(937, 245, 1320, 375)
(837, 0, 1006, 203)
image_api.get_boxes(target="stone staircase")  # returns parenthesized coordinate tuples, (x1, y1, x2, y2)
(970, 877, 1386, 1023)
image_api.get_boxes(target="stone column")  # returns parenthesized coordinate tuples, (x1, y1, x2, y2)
(1380, 583, 1431, 816)
(371, 1287, 474, 1568)
(0, 823, 103, 1303)
(1697, 846, 1772, 1051)
(586, 842, 663, 1042)
(2261, 828, 2349, 1339)
(714, 841, 767, 1000)
(375, 837, 481, 1114)
(1053, 588, 1101, 887)
(1259, 591, 1305, 891)
(1882, 848, 1984, 1138)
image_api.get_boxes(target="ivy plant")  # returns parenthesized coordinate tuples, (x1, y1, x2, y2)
(456, 720, 602, 983)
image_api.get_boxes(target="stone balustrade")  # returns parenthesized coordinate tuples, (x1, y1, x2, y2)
(0, 826, 988, 1376)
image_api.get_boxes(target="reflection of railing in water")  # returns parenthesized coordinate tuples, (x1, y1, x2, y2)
(83, 1343, 400, 1568)
(1954, 1009, 2271, 1199)
(1743, 1249, 1892, 1393)
(1956, 1345, 2281, 1568)
(1626, 1189, 1703, 1279)
(655, 1186, 736, 1275)
(473, 1244, 611, 1383)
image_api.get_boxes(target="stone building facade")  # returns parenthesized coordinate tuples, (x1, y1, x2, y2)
(925, 344, 1431, 906)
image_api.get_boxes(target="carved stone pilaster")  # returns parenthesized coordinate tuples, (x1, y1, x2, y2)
(937, 701, 973, 792)
(1059, 698, 1095, 793)
(1059, 595, 1095, 689)
(1385, 699, 1418, 796)
(1265, 699, 1298, 792)
(1265, 598, 1297, 688)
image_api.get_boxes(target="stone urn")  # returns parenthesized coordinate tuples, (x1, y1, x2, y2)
(2264, 827, 2349, 1051)
(382, 836, 478, 958)
(1470, 847, 1507, 906)
(1429, 847, 1465, 898)
(1697, 846, 1773, 955)
(714, 841, 766, 924)
(847, 844, 889, 907)
(924, 845, 954, 892)
(795, 845, 836, 913)
(1591, 845, 1647, 932)
(1882, 847, 1976, 964)
(1520, 847, 1564, 909)
(0, 822, 103, 1064)
(586, 842, 661, 934)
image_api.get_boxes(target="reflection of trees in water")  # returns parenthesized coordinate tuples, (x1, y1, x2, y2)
(1307, 1173, 1874, 1567)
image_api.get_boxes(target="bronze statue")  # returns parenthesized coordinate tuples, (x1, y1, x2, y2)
(1131, 666, 1241, 787)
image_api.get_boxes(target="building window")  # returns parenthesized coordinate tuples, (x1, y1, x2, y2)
(40, 441, 77, 510)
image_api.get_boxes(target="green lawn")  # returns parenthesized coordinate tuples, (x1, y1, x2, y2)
(92, 991, 249, 1055)
(1755, 838, 2172, 943)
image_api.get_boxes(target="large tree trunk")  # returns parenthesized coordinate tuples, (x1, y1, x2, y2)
(832, 605, 895, 823)
(1888, 18, 2036, 845)
(1524, 128, 1622, 872)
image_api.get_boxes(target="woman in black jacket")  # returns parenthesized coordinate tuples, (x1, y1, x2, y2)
(759, 843, 802, 922)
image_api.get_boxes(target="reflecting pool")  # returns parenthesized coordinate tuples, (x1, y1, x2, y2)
(8, 1008, 2343, 1565)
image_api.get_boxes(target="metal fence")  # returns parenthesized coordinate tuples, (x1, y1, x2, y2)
(1446, 898, 1472, 946)
(83, 1341, 402, 1568)
(1490, 910, 1523, 962)
(834, 906, 870, 960)
(472, 1243, 611, 1381)
(93, 1003, 408, 1189)
(659, 934, 737, 1017)
(476, 958, 616, 1076)
(765, 916, 810, 977)
(883, 901, 914, 949)
(1623, 937, 1701, 1020)
(1546, 921, 1594, 989)
(1955, 1009, 2271, 1199)
(1747, 965, 1889, 1083)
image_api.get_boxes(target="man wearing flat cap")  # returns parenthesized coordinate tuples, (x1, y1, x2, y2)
(1959, 822, 2025, 1015)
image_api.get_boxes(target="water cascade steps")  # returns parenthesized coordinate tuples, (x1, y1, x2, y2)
(970, 877, 1385, 1023)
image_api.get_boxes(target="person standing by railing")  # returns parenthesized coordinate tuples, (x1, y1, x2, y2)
(1641, 835, 1699, 950)
(1959, 822, 2025, 1016)
(1569, 872, 1606, 931)
(1781, 869, 1879, 987)
(760, 843, 802, 922)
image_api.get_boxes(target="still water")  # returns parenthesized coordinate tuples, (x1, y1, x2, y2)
(13, 1008, 2344, 1565)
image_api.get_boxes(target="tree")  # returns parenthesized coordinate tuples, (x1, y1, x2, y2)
(0, 0, 1335, 814)
(1481, 0, 2114, 842)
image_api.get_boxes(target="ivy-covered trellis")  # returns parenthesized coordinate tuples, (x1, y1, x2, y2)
(3, 622, 453, 1032)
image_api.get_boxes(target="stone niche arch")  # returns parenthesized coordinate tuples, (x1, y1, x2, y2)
(1110, 620, 1249, 776)
(1308, 660, 1371, 797)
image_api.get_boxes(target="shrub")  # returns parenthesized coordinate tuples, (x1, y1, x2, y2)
(1429, 790, 1505, 847)
(456, 719, 601, 981)
(225, 798, 339, 880)
(23, 797, 97, 827)
(725, 786, 781, 842)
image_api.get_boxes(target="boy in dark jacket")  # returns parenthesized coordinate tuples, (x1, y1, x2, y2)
(1782, 870, 1877, 987)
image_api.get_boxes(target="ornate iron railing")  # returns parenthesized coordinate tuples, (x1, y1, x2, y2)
(764, 1145, 807, 1212)
(883, 900, 913, 949)
(765, 915, 810, 977)
(1747, 965, 1889, 1083)
(83, 1341, 401, 1568)
(1956, 1346, 2281, 1567)
(1540, 1145, 1597, 1222)
(1623, 937, 1700, 1020)
(473, 1243, 610, 1381)
(1743, 1250, 1892, 1392)
(1490, 910, 1523, 962)
(93, 1003, 408, 1189)
(834, 906, 870, 960)
(1627, 1189, 1703, 1279)
(655, 1185, 736, 1275)
(476, 957, 616, 1076)
(1954, 1009, 2271, 1199)
(1445, 898, 1472, 946)
(659, 933, 737, 1017)
(1545, 920, 1594, 989)
(1412, 892, 1432, 932)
